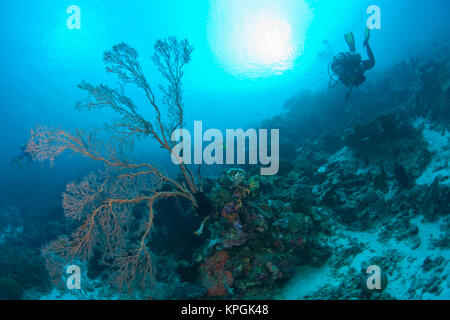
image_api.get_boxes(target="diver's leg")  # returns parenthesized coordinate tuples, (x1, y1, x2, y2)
(362, 43, 375, 70)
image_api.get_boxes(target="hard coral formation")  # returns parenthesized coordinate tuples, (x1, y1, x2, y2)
(200, 251, 234, 297)
(197, 168, 330, 298)
(222, 202, 240, 224)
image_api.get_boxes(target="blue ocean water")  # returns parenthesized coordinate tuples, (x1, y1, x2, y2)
(0, 0, 449, 300)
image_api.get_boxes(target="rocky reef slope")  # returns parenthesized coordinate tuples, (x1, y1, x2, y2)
(2, 45, 449, 300)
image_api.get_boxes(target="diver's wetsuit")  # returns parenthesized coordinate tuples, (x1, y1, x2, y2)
(329, 31, 375, 99)
(362, 43, 375, 71)
(335, 43, 375, 88)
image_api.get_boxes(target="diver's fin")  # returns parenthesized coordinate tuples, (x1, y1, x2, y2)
(363, 27, 370, 48)
(344, 32, 356, 52)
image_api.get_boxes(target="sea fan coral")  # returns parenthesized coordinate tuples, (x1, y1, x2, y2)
(27, 38, 201, 293)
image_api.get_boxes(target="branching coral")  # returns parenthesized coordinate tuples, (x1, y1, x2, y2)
(27, 38, 201, 293)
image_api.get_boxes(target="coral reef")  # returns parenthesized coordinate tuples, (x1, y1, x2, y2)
(194, 168, 330, 299)
(200, 251, 234, 297)
(267, 46, 450, 300)
(13, 40, 449, 300)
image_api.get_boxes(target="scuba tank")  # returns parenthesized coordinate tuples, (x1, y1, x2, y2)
(329, 52, 362, 88)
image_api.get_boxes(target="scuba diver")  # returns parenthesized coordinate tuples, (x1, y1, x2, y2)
(328, 28, 375, 99)
(11, 144, 33, 169)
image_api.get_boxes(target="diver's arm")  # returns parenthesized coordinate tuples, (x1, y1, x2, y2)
(362, 43, 375, 71)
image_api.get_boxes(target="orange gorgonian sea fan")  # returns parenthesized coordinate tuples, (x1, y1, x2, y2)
(27, 37, 202, 293)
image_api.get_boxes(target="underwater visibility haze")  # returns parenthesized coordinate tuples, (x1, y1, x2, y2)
(0, 0, 449, 300)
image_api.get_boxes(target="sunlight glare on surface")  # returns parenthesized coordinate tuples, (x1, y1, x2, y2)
(208, 0, 314, 79)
